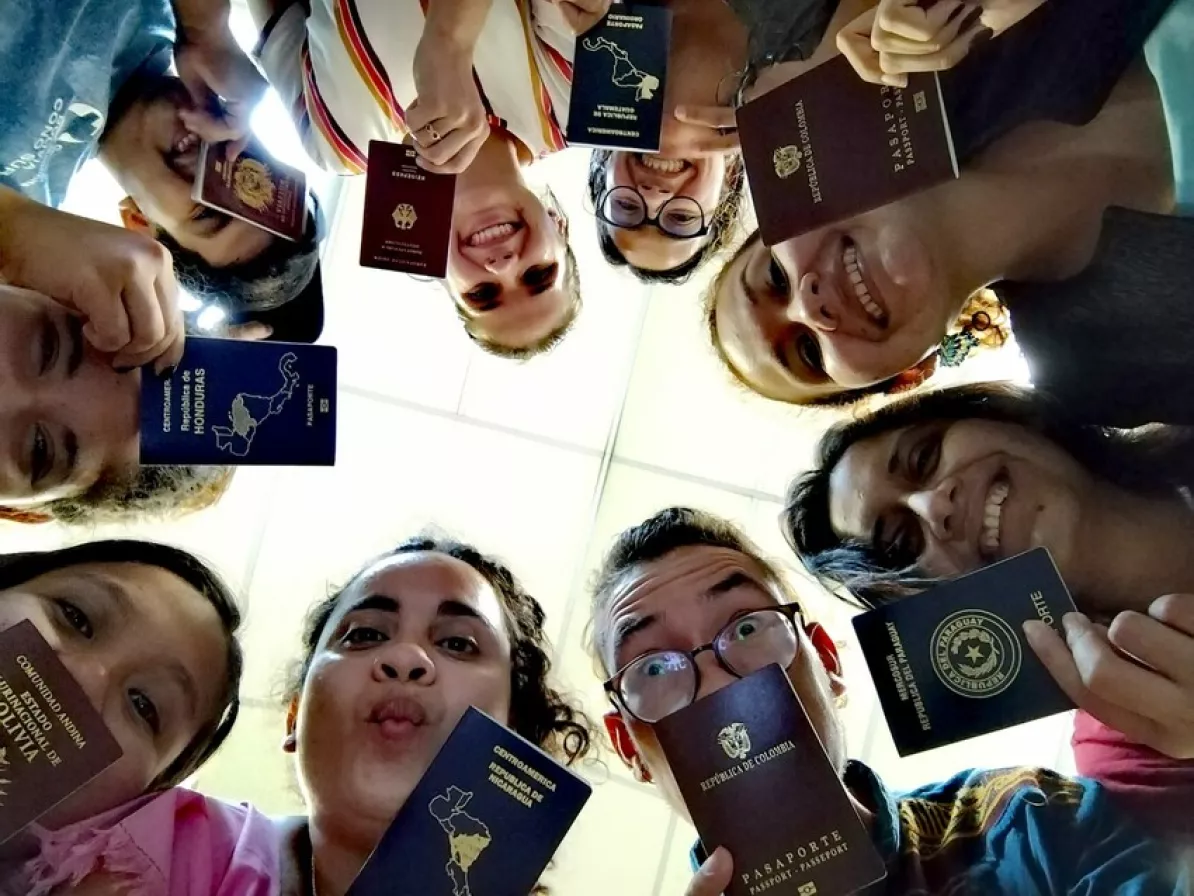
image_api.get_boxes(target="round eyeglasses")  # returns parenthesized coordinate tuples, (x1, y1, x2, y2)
(597, 186, 709, 240)
(604, 604, 804, 724)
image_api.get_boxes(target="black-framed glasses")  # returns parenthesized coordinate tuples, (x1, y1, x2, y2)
(596, 186, 709, 240)
(604, 604, 804, 724)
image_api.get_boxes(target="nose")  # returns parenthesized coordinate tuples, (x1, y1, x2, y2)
(638, 182, 675, 216)
(907, 476, 960, 541)
(785, 272, 840, 333)
(60, 650, 113, 713)
(372, 642, 437, 686)
(692, 647, 738, 701)
(482, 251, 518, 276)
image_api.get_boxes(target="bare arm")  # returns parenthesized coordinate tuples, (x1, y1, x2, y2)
(169, 0, 233, 40)
(423, 0, 496, 53)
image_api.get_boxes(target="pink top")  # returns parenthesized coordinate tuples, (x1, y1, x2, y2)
(10, 788, 281, 896)
(1073, 710, 1194, 842)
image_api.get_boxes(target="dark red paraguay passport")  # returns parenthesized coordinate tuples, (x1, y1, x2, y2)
(736, 55, 958, 246)
(360, 141, 456, 278)
(654, 664, 886, 896)
(0, 622, 123, 844)
(193, 140, 307, 241)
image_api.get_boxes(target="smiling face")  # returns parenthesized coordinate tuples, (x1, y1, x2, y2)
(447, 181, 572, 350)
(294, 552, 514, 847)
(603, 152, 727, 271)
(829, 419, 1095, 582)
(0, 284, 140, 509)
(98, 76, 275, 267)
(713, 194, 966, 403)
(596, 545, 845, 819)
(0, 561, 229, 827)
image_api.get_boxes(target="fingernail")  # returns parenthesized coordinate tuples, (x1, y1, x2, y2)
(1061, 612, 1087, 645)
(959, 7, 983, 30)
(1022, 619, 1047, 644)
(158, 365, 177, 379)
(882, 74, 907, 88)
(970, 24, 994, 46)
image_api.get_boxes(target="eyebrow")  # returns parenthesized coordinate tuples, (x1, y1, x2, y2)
(610, 571, 757, 655)
(347, 594, 491, 627)
(76, 572, 134, 620)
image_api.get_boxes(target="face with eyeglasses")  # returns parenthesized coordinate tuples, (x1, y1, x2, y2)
(601, 152, 728, 271)
(0, 284, 141, 509)
(596, 544, 847, 819)
(446, 179, 571, 350)
(828, 418, 1093, 585)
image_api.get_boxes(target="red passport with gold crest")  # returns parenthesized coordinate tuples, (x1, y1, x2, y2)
(0, 622, 123, 845)
(192, 140, 308, 241)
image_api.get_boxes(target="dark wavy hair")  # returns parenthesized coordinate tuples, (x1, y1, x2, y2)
(782, 383, 1194, 609)
(587, 150, 747, 285)
(0, 540, 243, 788)
(286, 535, 593, 767)
(31, 465, 234, 525)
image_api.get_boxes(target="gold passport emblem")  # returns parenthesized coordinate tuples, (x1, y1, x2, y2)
(772, 145, 804, 179)
(430, 785, 491, 893)
(931, 609, 1022, 698)
(798, 884, 818, 895)
(717, 722, 751, 760)
(0, 747, 9, 807)
(232, 158, 276, 211)
(392, 203, 418, 231)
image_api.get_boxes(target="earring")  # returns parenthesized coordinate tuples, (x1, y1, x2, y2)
(631, 754, 652, 784)
(939, 310, 992, 367)
(282, 733, 297, 753)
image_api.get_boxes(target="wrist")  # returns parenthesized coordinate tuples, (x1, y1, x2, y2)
(422, 15, 481, 55)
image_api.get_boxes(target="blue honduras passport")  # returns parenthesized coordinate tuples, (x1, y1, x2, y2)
(139, 337, 337, 466)
(852, 548, 1077, 756)
(566, 5, 672, 151)
(347, 707, 591, 896)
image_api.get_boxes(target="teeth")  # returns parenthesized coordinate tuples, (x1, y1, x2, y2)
(467, 222, 518, 247)
(980, 481, 1010, 554)
(639, 154, 685, 173)
(173, 133, 199, 155)
(842, 245, 885, 324)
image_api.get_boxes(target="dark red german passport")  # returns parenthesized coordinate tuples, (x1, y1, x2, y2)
(360, 141, 456, 279)
(654, 665, 886, 896)
(0, 622, 123, 844)
(736, 55, 958, 245)
(193, 140, 307, 241)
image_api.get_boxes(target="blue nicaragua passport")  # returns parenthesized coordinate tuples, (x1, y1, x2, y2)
(654, 665, 886, 896)
(736, 55, 958, 245)
(566, 5, 672, 151)
(0, 622, 123, 845)
(347, 707, 591, 896)
(360, 141, 456, 278)
(852, 548, 1077, 756)
(140, 337, 337, 466)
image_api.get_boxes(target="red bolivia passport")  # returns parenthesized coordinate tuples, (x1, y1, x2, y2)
(736, 55, 958, 246)
(654, 664, 885, 896)
(0, 622, 123, 844)
(192, 140, 308, 241)
(360, 141, 457, 279)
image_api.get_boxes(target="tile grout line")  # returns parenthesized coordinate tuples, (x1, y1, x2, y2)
(613, 455, 787, 504)
(235, 469, 286, 618)
(651, 813, 681, 896)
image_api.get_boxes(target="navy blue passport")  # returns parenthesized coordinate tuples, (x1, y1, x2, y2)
(852, 548, 1077, 756)
(566, 5, 672, 151)
(139, 337, 337, 466)
(347, 707, 591, 896)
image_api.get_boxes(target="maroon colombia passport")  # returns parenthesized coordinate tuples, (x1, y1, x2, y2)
(360, 141, 456, 279)
(736, 55, 958, 246)
(193, 140, 307, 241)
(654, 664, 886, 896)
(0, 622, 123, 844)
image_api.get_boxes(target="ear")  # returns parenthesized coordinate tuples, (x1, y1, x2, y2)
(282, 696, 298, 754)
(0, 506, 54, 524)
(603, 710, 637, 769)
(118, 197, 153, 235)
(886, 354, 938, 394)
(805, 621, 847, 698)
(546, 206, 569, 239)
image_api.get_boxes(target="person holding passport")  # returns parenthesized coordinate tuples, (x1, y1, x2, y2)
(589, 507, 1191, 894)
(249, 0, 597, 359)
(783, 383, 1194, 841)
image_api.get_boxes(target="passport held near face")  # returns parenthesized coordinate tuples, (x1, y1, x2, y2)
(654, 665, 886, 896)
(0, 622, 123, 845)
(347, 707, 591, 896)
(192, 140, 308, 241)
(852, 548, 1077, 756)
(140, 338, 337, 466)
(736, 55, 958, 245)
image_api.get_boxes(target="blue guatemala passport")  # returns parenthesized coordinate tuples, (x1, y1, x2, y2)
(566, 5, 672, 151)
(139, 337, 337, 466)
(852, 548, 1077, 756)
(347, 707, 591, 896)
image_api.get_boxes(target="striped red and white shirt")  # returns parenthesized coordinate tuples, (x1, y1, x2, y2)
(256, 0, 576, 175)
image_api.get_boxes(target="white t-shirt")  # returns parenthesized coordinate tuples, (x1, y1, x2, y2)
(256, 0, 576, 174)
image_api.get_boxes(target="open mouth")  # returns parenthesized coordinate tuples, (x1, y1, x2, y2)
(166, 129, 201, 180)
(841, 237, 888, 327)
(465, 220, 524, 248)
(979, 470, 1011, 561)
(635, 154, 688, 174)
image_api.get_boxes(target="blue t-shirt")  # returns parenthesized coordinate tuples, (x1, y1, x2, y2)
(0, 0, 175, 207)
(1147, 0, 1194, 214)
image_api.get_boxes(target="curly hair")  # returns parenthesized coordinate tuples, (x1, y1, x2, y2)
(587, 150, 748, 284)
(33, 465, 234, 525)
(286, 535, 594, 767)
(704, 231, 1009, 406)
(782, 383, 1194, 609)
